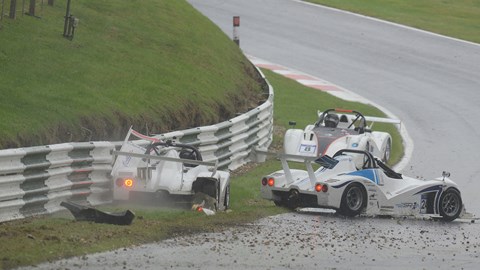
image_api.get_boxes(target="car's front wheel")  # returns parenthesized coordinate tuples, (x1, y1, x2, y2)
(339, 183, 367, 217)
(439, 188, 462, 222)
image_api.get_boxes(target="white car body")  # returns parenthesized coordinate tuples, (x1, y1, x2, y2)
(259, 149, 468, 221)
(284, 109, 400, 166)
(111, 128, 231, 211)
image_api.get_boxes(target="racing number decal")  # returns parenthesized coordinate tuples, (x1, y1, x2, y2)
(420, 196, 427, 214)
(299, 144, 316, 154)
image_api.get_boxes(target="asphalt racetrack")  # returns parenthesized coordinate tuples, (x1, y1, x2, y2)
(21, 1, 480, 269)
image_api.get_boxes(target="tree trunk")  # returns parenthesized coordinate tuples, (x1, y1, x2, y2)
(28, 0, 35, 16)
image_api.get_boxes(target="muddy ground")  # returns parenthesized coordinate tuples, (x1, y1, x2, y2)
(20, 211, 479, 270)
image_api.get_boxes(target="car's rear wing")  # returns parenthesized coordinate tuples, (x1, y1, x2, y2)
(112, 150, 218, 176)
(254, 149, 318, 186)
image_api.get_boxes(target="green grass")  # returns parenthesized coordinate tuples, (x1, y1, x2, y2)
(0, 0, 262, 148)
(307, 0, 480, 44)
(0, 68, 404, 270)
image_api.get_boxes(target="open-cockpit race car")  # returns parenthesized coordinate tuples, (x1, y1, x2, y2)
(284, 108, 400, 163)
(259, 149, 469, 221)
(111, 128, 231, 212)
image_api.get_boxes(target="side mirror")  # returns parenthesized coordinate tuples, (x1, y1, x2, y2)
(442, 171, 451, 178)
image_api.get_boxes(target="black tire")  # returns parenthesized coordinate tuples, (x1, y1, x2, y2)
(223, 184, 230, 210)
(339, 183, 367, 217)
(286, 190, 300, 210)
(383, 138, 392, 163)
(439, 188, 462, 222)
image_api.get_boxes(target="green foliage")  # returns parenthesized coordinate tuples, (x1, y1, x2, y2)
(0, 0, 261, 147)
(307, 0, 480, 43)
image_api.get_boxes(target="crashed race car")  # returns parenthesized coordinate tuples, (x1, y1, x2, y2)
(259, 149, 468, 221)
(284, 108, 400, 163)
(111, 128, 231, 212)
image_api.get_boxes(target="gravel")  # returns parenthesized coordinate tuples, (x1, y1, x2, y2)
(21, 211, 480, 270)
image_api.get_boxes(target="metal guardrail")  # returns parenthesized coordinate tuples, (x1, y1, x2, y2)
(0, 66, 274, 223)
(0, 142, 115, 223)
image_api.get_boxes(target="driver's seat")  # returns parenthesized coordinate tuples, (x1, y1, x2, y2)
(337, 115, 350, 129)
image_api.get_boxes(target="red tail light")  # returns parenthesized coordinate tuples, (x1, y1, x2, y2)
(261, 177, 275, 187)
(116, 178, 134, 188)
(124, 178, 134, 187)
(268, 178, 274, 187)
(315, 183, 328, 192)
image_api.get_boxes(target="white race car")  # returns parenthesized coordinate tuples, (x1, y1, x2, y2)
(111, 128, 231, 211)
(259, 149, 467, 221)
(284, 108, 400, 163)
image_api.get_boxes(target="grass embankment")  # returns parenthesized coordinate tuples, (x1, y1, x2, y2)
(307, 0, 480, 44)
(0, 0, 263, 148)
(0, 69, 403, 269)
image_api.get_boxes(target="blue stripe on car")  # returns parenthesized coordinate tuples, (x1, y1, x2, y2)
(345, 169, 379, 184)
(332, 180, 353, 189)
(413, 185, 443, 195)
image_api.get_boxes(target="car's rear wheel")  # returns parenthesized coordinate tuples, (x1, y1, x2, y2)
(339, 183, 367, 217)
(286, 189, 300, 210)
(439, 188, 462, 222)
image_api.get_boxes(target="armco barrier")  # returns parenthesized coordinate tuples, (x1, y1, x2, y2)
(0, 142, 115, 223)
(0, 66, 273, 223)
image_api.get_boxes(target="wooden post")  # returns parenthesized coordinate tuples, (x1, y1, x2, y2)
(9, 0, 16, 19)
(1, 0, 5, 22)
(63, 0, 71, 36)
(28, 0, 35, 16)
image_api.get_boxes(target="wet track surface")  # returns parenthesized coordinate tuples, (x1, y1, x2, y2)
(24, 212, 480, 269)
